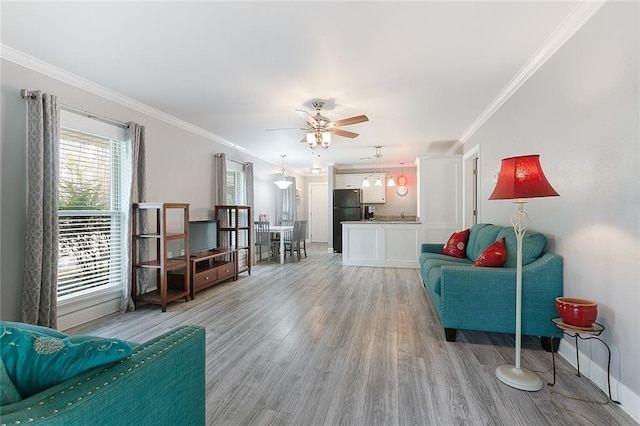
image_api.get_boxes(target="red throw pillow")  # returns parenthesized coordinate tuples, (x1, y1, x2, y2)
(442, 229, 470, 258)
(473, 237, 507, 267)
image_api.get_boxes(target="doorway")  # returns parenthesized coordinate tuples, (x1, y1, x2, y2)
(309, 182, 328, 242)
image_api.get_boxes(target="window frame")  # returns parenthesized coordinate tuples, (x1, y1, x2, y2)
(56, 111, 129, 313)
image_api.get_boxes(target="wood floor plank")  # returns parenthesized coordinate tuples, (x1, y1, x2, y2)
(67, 243, 638, 426)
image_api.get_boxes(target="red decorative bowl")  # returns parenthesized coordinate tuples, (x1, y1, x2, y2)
(555, 297, 598, 328)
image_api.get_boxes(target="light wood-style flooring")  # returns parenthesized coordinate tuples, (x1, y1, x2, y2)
(68, 243, 636, 425)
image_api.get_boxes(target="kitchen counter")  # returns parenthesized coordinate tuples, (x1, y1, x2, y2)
(341, 221, 421, 268)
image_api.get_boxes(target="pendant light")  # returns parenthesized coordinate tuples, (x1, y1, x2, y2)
(397, 163, 407, 186)
(362, 146, 386, 188)
(274, 154, 293, 189)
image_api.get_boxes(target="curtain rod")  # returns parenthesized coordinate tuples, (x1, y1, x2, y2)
(21, 89, 129, 129)
(216, 153, 249, 166)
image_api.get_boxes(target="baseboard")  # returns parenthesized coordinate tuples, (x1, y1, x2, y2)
(557, 339, 640, 423)
(58, 297, 120, 331)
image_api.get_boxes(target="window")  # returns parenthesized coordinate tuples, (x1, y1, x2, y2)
(225, 162, 246, 206)
(225, 161, 248, 263)
(57, 113, 128, 302)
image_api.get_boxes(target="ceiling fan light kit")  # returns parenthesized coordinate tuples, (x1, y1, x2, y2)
(306, 131, 332, 150)
(268, 100, 368, 150)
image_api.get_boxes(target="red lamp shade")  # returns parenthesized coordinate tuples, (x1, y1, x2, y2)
(489, 155, 559, 200)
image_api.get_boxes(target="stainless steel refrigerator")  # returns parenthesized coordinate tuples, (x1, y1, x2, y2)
(333, 189, 361, 253)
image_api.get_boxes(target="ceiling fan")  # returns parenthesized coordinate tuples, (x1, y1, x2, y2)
(267, 100, 369, 149)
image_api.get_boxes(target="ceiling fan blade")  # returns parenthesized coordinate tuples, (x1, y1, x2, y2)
(296, 109, 318, 126)
(330, 128, 359, 138)
(333, 115, 369, 127)
(265, 127, 306, 131)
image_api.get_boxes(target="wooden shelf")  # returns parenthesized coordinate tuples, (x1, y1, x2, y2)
(136, 288, 189, 305)
(215, 205, 252, 276)
(132, 202, 190, 312)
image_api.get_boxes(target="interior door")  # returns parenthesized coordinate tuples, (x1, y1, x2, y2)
(309, 182, 328, 242)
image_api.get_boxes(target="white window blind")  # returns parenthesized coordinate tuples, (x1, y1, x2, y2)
(57, 128, 127, 299)
(225, 162, 248, 261)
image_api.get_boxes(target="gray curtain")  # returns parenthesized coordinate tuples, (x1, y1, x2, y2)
(121, 122, 147, 312)
(244, 162, 254, 264)
(245, 162, 254, 210)
(215, 153, 227, 205)
(275, 176, 297, 225)
(215, 153, 228, 247)
(21, 91, 60, 327)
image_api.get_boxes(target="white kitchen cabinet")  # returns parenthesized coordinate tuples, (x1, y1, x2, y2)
(335, 174, 362, 189)
(362, 173, 386, 204)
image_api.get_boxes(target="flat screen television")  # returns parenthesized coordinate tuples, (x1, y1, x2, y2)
(189, 220, 218, 255)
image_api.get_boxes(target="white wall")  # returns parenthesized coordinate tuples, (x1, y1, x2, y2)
(0, 59, 305, 324)
(465, 1, 639, 413)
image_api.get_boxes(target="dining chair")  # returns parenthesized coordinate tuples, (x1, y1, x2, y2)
(254, 221, 274, 263)
(298, 220, 308, 258)
(284, 221, 303, 262)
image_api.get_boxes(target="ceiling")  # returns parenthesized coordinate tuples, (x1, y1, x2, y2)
(1, 1, 582, 175)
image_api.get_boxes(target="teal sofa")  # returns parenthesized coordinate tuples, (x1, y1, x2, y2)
(1, 325, 205, 425)
(420, 223, 563, 350)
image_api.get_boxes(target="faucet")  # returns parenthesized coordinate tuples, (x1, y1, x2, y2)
(401, 211, 405, 219)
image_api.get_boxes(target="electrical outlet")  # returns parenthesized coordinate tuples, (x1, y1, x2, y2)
(180, 249, 185, 256)
(167, 251, 173, 259)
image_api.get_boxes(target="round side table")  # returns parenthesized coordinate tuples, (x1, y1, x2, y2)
(548, 318, 619, 403)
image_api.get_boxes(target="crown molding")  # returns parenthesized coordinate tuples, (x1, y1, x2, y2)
(448, 0, 607, 155)
(0, 44, 247, 154)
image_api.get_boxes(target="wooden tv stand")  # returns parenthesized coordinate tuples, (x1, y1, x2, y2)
(168, 247, 237, 298)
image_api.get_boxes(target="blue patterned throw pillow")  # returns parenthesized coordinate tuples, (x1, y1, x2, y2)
(0, 322, 133, 398)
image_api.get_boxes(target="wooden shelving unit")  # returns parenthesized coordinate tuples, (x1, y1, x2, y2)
(132, 202, 190, 312)
(215, 205, 252, 275)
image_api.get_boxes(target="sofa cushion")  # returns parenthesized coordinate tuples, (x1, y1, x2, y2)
(441, 229, 470, 258)
(420, 251, 472, 268)
(473, 237, 507, 267)
(0, 322, 133, 398)
(496, 228, 547, 268)
(0, 357, 21, 405)
(423, 257, 473, 295)
(466, 224, 502, 261)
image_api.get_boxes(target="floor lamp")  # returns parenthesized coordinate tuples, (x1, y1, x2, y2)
(489, 155, 559, 391)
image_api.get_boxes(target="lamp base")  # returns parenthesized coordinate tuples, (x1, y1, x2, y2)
(495, 365, 543, 392)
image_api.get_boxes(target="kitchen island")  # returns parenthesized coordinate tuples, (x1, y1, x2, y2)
(341, 220, 421, 268)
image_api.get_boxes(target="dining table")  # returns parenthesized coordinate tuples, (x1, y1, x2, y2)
(269, 224, 294, 264)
